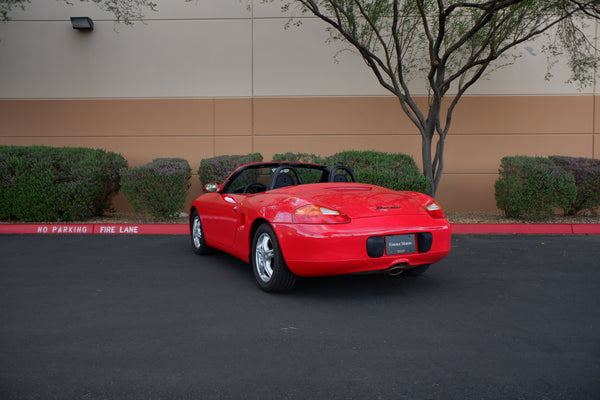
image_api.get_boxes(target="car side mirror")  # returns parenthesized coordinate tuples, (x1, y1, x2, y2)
(204, 182, 223, 193)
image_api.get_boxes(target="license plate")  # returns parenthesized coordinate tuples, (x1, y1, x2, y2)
(385, 234, 416, 255)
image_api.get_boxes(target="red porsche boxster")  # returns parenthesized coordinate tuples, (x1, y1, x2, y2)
(189, 162, 451, 292)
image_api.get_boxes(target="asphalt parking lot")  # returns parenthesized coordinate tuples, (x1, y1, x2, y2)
(1, 234, 599, 400)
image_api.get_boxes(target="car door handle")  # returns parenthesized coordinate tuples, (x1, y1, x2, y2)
(233, 206, 241, 214)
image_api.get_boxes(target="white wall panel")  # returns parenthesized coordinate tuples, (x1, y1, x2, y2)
(467, 50, 579, 96)
(468, 27, 596, 95)
(7, 0, 250, 20)
(253, 18, 390, 96)
(253, 18, 595, 97)
(0, 1, 596, 98)
(0, 19, 252, 98)
(252, 0, 306, 18)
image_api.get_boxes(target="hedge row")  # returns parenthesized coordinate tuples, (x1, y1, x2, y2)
(271, 150, 430, 193)
(1, 146, 429, 222)
(196, 150, 429, 193)
(121, 158, 191, 219)
(197, 153, 263, 185)
(8, 146, 596, 223)
(549, 156, 600, 215)
(0, 145, 127, 222)
(495, 155, 600, 220)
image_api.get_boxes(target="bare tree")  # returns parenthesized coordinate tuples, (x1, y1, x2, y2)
(263, 0, 600, 196)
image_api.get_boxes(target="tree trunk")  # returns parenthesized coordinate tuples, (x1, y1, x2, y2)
(421, 98, 444, 198)
(421, 134, 435, 196)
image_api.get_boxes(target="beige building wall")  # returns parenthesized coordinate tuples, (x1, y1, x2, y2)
(0, 1, 598, 212)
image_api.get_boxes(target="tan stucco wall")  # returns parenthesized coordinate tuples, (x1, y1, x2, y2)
(1, 95, 597, 212)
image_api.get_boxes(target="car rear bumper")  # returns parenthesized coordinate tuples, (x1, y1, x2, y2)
(273, 214, 451, 277)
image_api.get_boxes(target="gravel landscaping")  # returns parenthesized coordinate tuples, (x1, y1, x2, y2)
(446, 210, 600, 224)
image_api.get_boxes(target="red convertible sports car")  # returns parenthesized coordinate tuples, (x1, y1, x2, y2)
(189, 162, 451, 292)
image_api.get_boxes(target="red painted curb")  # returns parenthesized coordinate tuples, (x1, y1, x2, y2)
(0, 224, 95, 234)
(571, 224, 600, 235)
(0, 224, 189, 235)
(93, 224, 189, 235)
(0, 223, 599, 235)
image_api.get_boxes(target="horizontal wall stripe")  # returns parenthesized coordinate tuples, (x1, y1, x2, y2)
(1, 95, 597, 212)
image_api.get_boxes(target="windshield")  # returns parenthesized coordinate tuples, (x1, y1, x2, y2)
(223, 163, 329, 194)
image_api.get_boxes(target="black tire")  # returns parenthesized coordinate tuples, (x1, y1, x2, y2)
(190, 210, 211, 255)
(251, 223, 297, 292)
(404, 264, 430, 277)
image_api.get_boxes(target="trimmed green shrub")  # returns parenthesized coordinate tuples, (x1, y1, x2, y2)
(495, 156, 577, 221)
(325, 150, 430, 193)
(198, 153, 263, 185)
(272, 150, 429, 192)
(0, 145, 127, 222)
(272, 152, 326, 164)
(121, 158, 191, 219)
(550, 156, 600, 215)
(273, 152, 328, 183)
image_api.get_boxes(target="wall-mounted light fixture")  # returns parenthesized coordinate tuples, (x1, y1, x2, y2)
(70, 17, 94, 30)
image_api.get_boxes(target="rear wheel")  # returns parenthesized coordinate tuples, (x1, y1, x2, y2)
(190, 210, 211, 255)
(251, 223, 297, 292)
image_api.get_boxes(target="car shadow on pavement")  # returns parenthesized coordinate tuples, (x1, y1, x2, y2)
(292, 271, 447, 298)
(202, 247, 448, 299)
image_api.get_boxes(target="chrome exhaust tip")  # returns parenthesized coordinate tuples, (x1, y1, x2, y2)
(386, 265, 407, 276)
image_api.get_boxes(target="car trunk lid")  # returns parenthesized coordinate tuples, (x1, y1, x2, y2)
(280, 183, 427, 218)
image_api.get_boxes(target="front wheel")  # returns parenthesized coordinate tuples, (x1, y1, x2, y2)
(190, 210, 211, 255)
(251, 224, 297, 292)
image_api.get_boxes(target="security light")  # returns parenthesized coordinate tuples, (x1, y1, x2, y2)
(70, 17, 94, 30)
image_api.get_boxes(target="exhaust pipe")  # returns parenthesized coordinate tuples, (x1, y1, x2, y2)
(386, 265, 407, 276)
(351, 263, 410, 276)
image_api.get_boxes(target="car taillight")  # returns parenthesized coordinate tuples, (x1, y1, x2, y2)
(424, 200, 445, 218)
(293, 204, 351, 224)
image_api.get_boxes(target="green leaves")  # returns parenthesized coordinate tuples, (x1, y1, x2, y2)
(495, 155, 578, 221)
(276, 150, 431, 193)
(121, 158, 191, 220)
(197, 153, 263, 187)
(0, 145, 127, 222)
